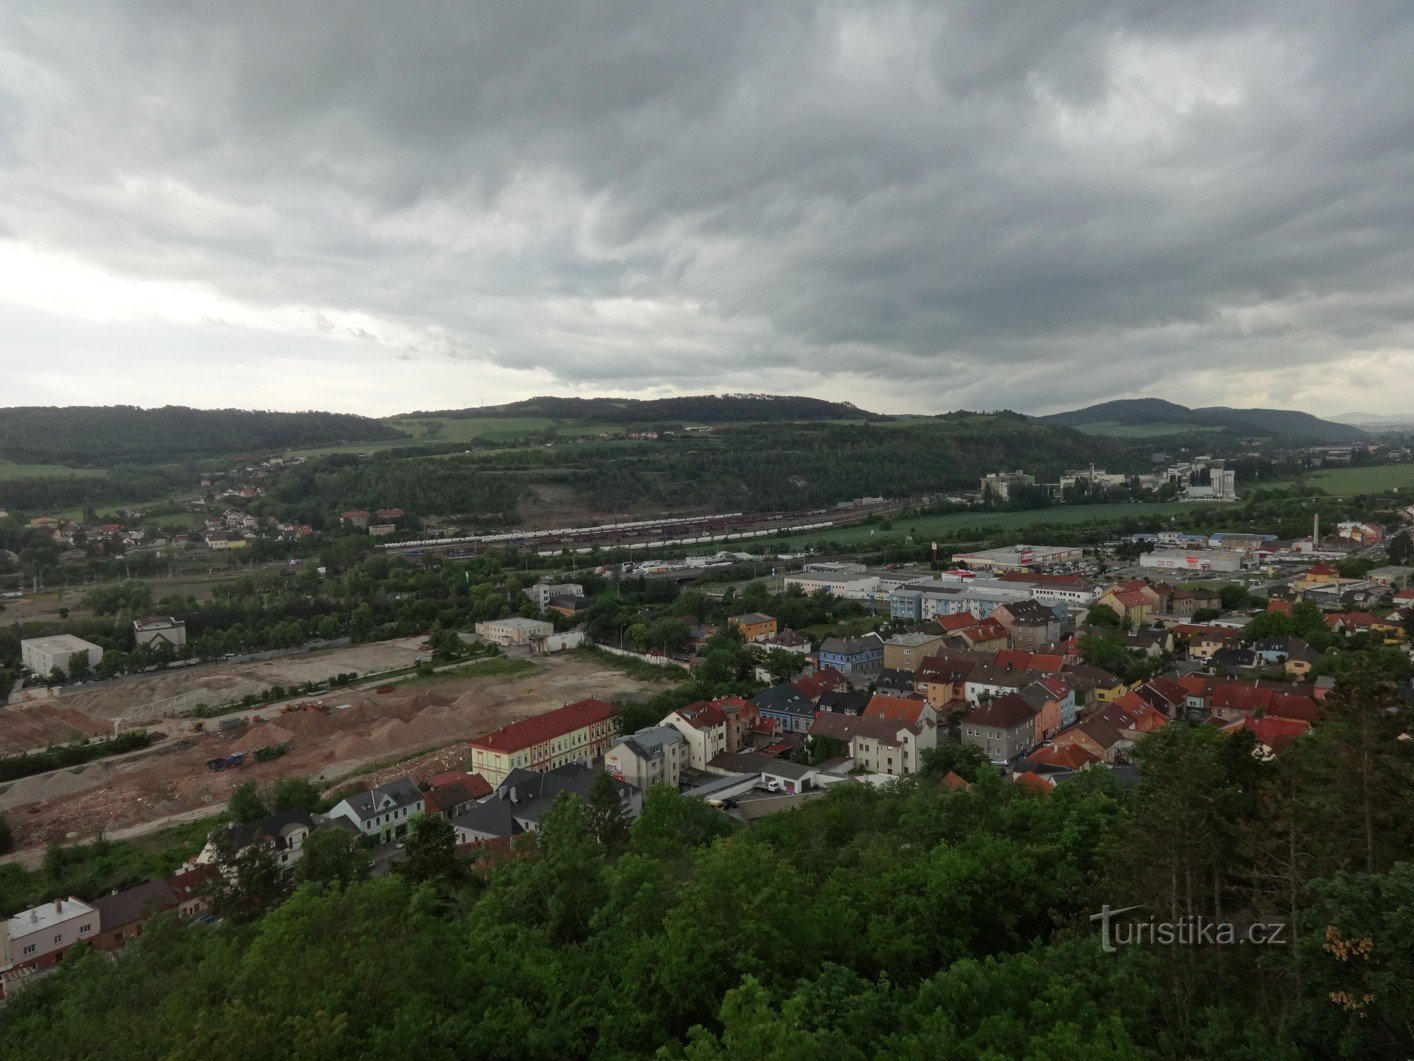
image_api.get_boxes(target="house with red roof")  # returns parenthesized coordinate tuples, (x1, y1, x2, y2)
(659, 700, 728, 770)
(808, 711, 937, 777)
(1024, 742, 1099, 772)
(470, 698, 617, 785)
(792, 667, 848, 702)
(864, 693, 935, 726)
(1051, 717, 1124, 764)
(1239, 715, 1310, 757)
(1012, 771, 1055, 795)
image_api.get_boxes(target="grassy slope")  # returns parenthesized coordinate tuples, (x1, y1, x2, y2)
(1073, 422, 1227, 438)
(0, 461, 107, 481)
(1305, 463, 1414, 497)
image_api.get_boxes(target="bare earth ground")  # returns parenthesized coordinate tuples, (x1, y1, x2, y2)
(0, 653, 662, 850)
(6, 637, 432, 727)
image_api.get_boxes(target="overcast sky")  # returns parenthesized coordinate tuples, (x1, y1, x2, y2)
(2, 2, 1413, 417)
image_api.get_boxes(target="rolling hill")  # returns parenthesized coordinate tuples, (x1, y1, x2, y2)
(0, 406, 406, 466)
(1037, 398, 1368, 444)
(392, 393, 882, 424)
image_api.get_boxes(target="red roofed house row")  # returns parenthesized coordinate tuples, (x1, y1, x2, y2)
(470, 698, 617, 785)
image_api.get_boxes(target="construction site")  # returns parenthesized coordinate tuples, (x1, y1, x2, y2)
(0, 650, 663, 851)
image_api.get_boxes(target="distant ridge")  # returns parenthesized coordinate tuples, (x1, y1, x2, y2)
(393, 393, 884, 424)
(1037, 398, 1368, 444)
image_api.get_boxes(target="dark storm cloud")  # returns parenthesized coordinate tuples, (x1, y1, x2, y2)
(2, 0, 1412, 413)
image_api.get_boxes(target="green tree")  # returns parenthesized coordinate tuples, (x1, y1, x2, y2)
(1084, 603, 1122, 628)
(296, 828, 369, 887)
(205, 827, 285, 923)
(229, 780, 270, 823)
(764, 648, 802, 685)
(1387, 529, 1412, 566)
(398, 814, 458, 884)
(265, 777, 324, 815)
(587, 770, 630, 853)
(0, 810, 11, 854)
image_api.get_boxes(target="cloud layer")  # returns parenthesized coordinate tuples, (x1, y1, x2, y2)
(3, 1, 1413, 415)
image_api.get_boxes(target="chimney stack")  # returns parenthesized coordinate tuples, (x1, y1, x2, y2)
(55, 898, 63, 913)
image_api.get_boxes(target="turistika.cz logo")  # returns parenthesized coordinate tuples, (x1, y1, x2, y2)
(1090, 905, 1289, 954)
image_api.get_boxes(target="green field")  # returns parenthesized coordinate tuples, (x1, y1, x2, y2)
(770, 501, 1211, 549)
(1073, 421, 1227, 438)
(283, 416, 556, 457)
(1305, 463, 1414, 497)
(0, 460, 105, 480)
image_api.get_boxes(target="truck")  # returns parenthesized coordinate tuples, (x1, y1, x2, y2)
(217, 717, 247, 734)
(205, 752, 246, 772)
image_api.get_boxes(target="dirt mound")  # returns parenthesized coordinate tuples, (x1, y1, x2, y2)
(233, 723, 297, 753)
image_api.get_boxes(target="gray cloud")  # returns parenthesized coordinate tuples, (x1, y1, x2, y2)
(2, 0, 1413, 415)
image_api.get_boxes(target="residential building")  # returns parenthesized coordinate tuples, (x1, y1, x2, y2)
(660, 701, 729, 770)
(470, 698, 618, 784)
(452, 764, 642, 845)
(194, 809, 323, 870)
(92, 879, 179, 952)
(327, 780, 426, 843)
(991, 600, 1060, 650)
(1, 898, 99, 996)
(752, 683, 818, 734)
(423, 783, 482, 821)
(474, 617, 555, 646)
(605, 726, 687, 790)
(961, 693, 1038, 762)
(1097, 581, 1161, 625)
(863, 693, 935, 727)
(763, 628, 812, 655)
(728, 613, 778, 643)
(133, 616, 187, 650)
(816, 633, 885, 676)
(1166, 588, 1221, 619)
(882, 631, 946, 671)
(20, 635, 104, 678)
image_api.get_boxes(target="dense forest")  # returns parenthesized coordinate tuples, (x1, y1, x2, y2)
(1039, 399, 1369, 445)
(1, 660, 1411, 1058)
(0, 407, 404, 466)
(397, 393, 885, 424)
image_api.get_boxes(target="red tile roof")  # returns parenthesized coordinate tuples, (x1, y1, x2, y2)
(1026, 743, 1097, 770)
(863, 694, 928, 725)
(935, 613, 982, 631)
(941, 770, 971, 791)
(1013, 771, 1054, 794)
(1244, 715, 1310, 754)
(1266, 693, 1319, 724)
(470, 698, 615, 754)
(426, 770, 492, 799)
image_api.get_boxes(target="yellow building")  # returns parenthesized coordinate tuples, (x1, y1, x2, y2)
(728, 613, 778, 644)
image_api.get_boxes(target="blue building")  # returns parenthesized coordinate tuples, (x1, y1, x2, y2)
(816, 633, 885, 676)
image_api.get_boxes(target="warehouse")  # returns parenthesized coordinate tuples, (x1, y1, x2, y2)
(1140, 549, 1244, 574)
(950, 544, 1084, 573)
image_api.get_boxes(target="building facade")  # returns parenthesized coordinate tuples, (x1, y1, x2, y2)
(471, 698, 618, 784)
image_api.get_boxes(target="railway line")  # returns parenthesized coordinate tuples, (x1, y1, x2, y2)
(377, 501, 903, 560)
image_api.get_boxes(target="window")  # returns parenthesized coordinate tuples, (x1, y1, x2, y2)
(55, 934, 63, 944)
(80, 924, 91, 935)
(23, 944, 36, 956)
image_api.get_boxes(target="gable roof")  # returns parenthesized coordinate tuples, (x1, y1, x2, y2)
(791, 667, 846, 699)
(471, 698, 615, 754)
(818, 633, 884, 657)
(968, 692, 1037, 731)
(672, 700, 727, 730)
(337, 779, 423, 823)
(941, 770, 971, 791)
(752, 683, 817, 717)
(864, 694, 928, 725)
(93, 879, 178, 929)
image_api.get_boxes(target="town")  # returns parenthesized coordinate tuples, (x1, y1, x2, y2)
(4, 468, 1411, 1024)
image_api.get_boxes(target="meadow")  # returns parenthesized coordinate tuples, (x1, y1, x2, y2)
(0, 460, 105, 480)
(1305, 463, 1414, 497)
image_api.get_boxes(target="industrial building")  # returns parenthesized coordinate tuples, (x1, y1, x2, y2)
(20, 635, 104, 678)
(473, 617, 555, 646)
(950, 544, 1084, 573)
(1140, 549, 1244, 574)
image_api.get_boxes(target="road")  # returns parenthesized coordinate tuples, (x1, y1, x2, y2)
(0, 801, 230, 870)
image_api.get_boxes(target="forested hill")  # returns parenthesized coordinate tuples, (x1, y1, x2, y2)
(0, 407, 405, 466)
(1038, 398, 1368, 444)
(394, 393, 884, 423)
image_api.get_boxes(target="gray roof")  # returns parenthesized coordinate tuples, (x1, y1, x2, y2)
(818, 633, 884, 656)
(707, 751, 815, 781)
(615, 726, 684, 759)
(93, 879, 178, 929)
(225, 809, 317, 852)
(453, 764, 637, 840)
(338, 778, 424, 823)
(752, 683, 816, 717)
